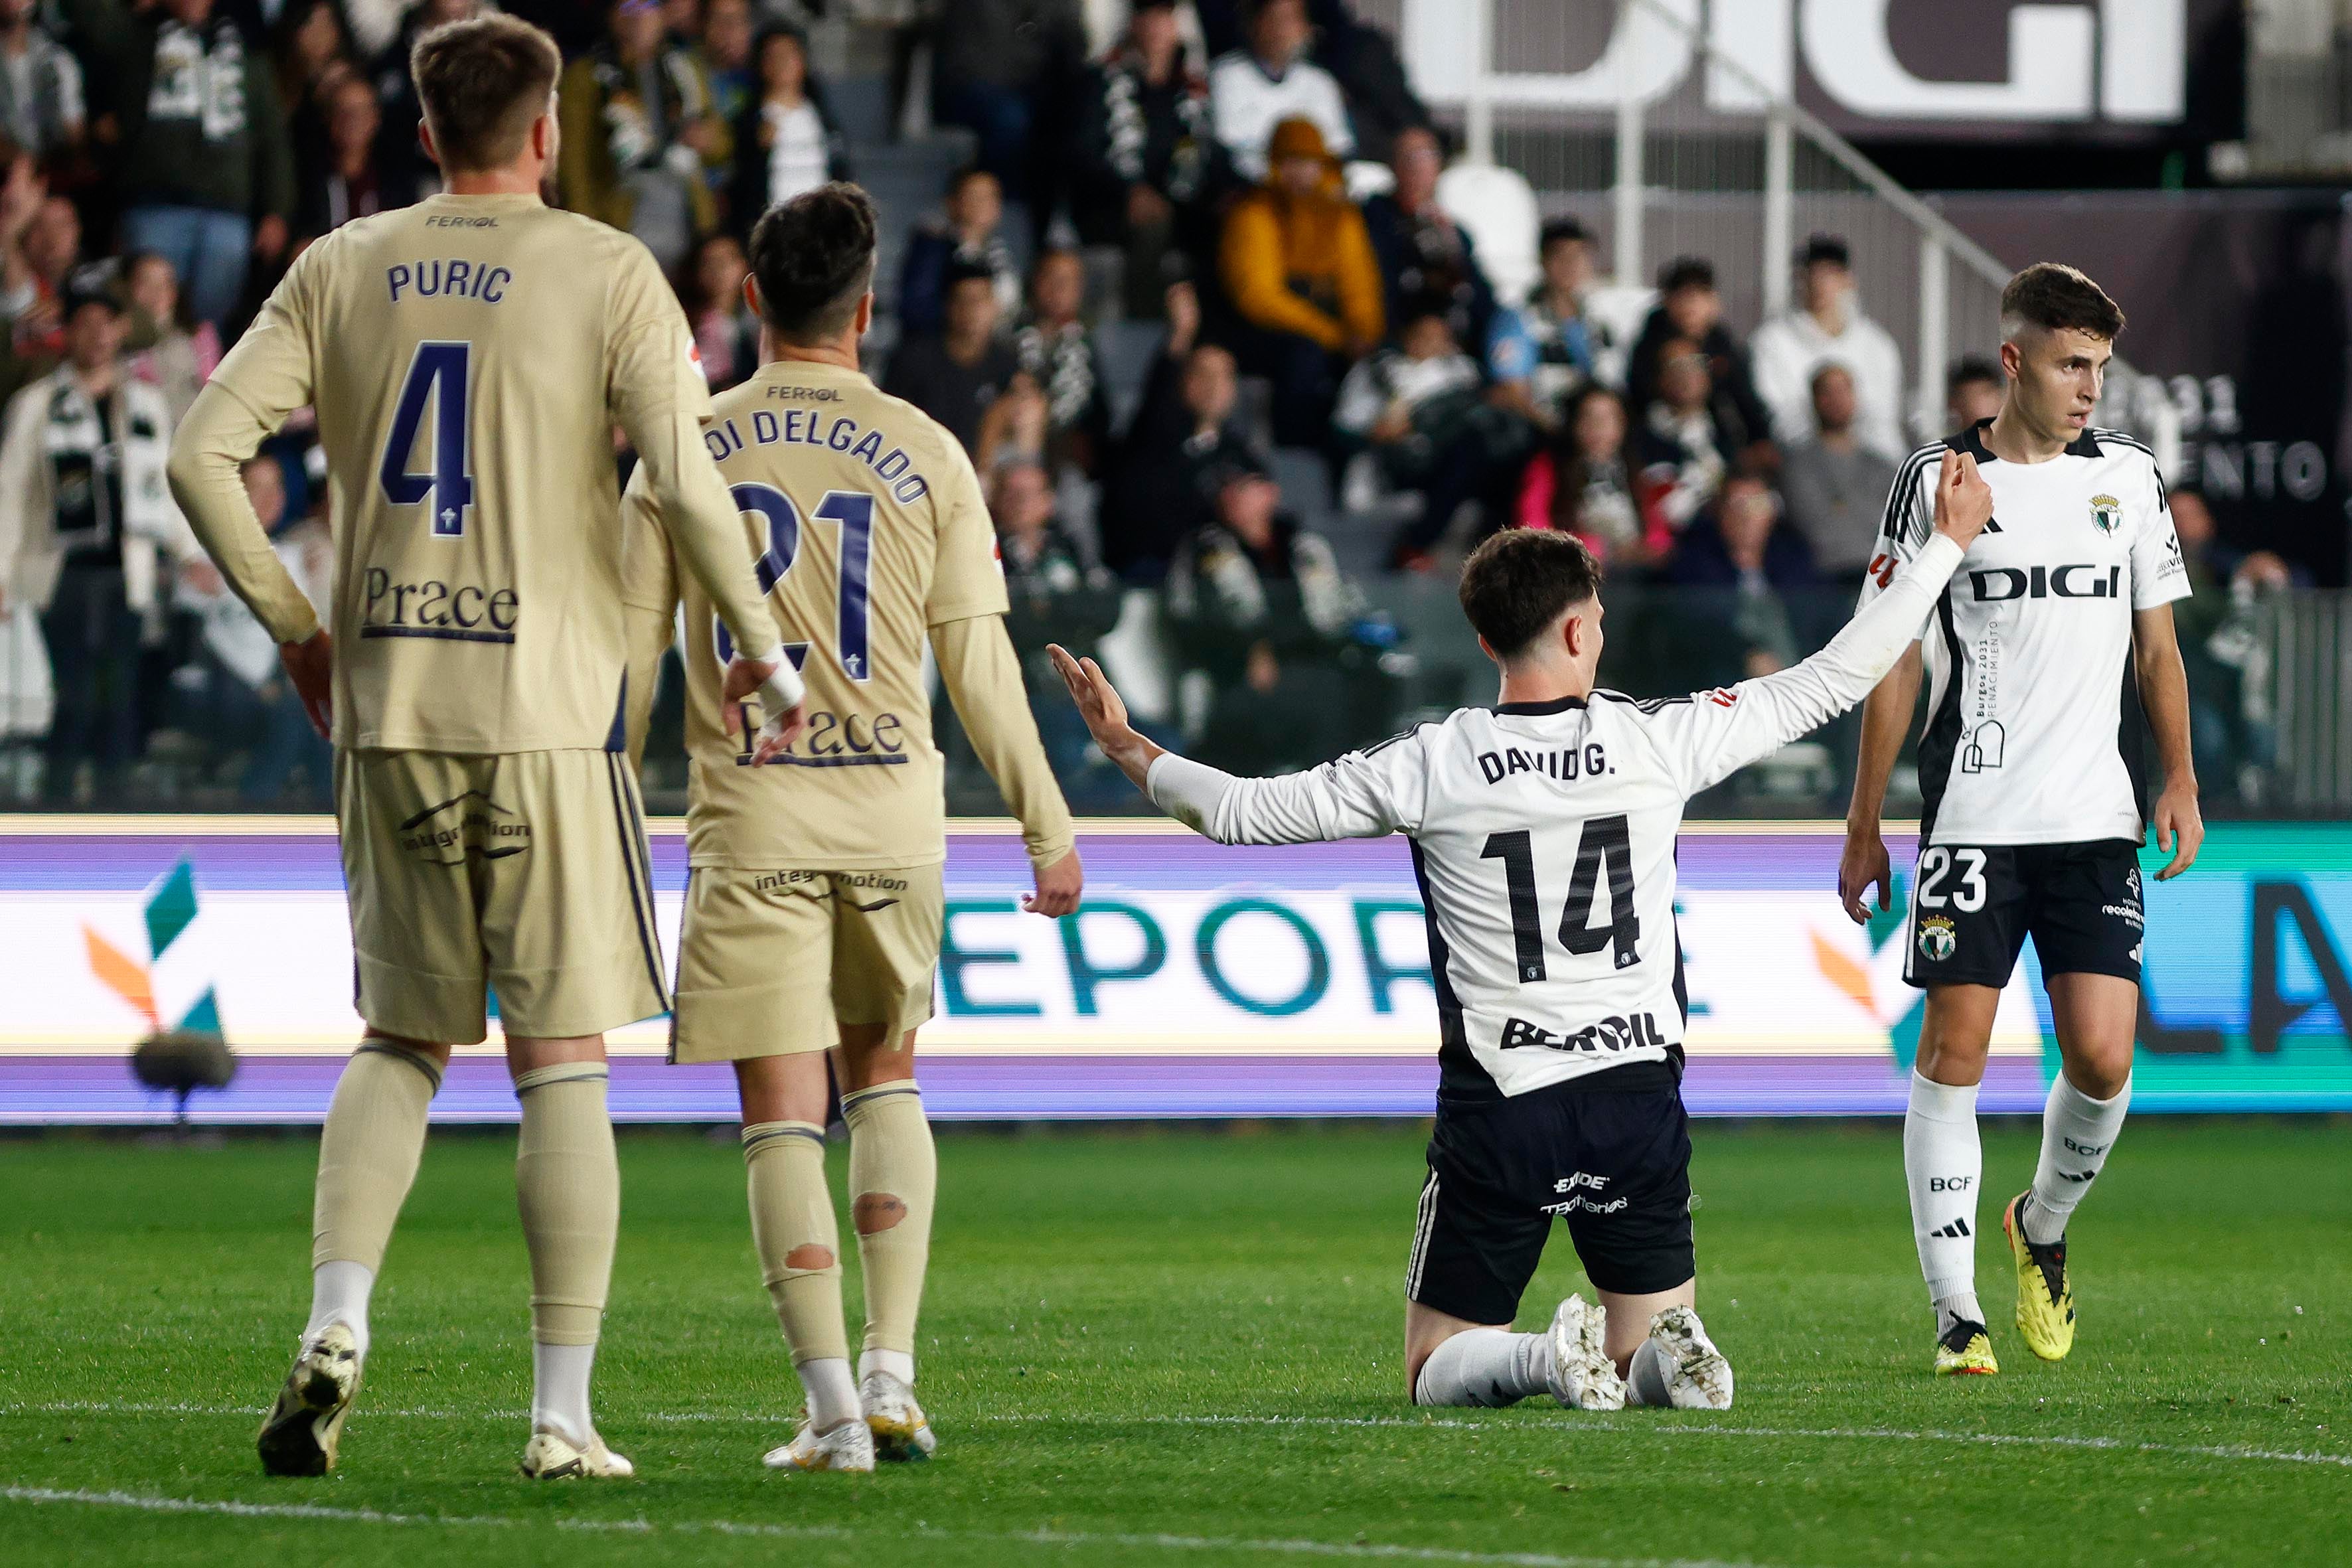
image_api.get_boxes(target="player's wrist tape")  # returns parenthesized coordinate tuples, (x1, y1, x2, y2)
(747, 643, 805, 713)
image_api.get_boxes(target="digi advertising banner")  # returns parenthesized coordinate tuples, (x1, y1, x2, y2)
(1, 819, 2347, 1123)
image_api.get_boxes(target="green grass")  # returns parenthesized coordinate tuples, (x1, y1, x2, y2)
(2, 1121, 2347, 1567)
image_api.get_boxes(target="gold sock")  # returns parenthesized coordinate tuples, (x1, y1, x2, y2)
(743, 1121, 850, 1365)
(842, 1080, 935, 1361)
(514, 1062, 617, 1348)
(312, 1039, 440, 1271)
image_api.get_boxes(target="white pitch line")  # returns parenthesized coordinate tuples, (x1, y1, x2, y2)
(0, 1486, 1761, 1568)
(11, 1400, 2349, 1471)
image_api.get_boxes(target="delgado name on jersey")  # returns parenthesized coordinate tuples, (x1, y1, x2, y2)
(1865, 422, 2190, 847)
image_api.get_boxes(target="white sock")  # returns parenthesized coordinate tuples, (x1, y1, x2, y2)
(1905, 1071, 1984, 1332)
(1412, 1328, 1553, 1408)
(799, 1356, 862, 1429)
(531, 1341, 596, 1447)
(1624, 1338, 1672, 1407)
(2025, 1073, 2132, 1245)
(858, 1348, 915, 1387)
(305, 1259, 374, 1360)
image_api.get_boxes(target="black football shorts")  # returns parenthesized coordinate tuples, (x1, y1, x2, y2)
(1407, 1079, 1695, 1327)
(1904, 838, 2146, 990)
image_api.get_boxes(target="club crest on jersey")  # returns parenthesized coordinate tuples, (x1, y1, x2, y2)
(1917, 915, 1958, 963)
(2090, 493, 2121, 534)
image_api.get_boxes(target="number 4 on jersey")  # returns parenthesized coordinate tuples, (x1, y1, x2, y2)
(378, 341, 475, 538)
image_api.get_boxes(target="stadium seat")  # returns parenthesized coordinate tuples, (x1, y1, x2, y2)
(826, 75, 895, 146)
(1080, 246, 1127, 324)
(1095, 588, 1178, 725)
(1100, 319, 1167, 438)
(1437, 162, 1542, 305)
(855, 129, 979, 313)
(1271, 445, 1332, 530)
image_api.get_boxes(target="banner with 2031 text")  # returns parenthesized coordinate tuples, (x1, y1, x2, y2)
(1, 819, 2345, 1123)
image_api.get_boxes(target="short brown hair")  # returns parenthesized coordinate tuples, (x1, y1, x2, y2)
(748, 183, 878, 343)
(2000, 263, 2124, 343)
(1458, 528, 1603, 659)
(411, 15, 560, 175)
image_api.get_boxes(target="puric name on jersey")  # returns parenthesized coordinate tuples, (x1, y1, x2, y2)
(704, 406, 934, 505)
(382, 258, 512, 303)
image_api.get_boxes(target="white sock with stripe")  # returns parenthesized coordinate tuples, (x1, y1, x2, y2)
(2024, 1073, 2132, 1245)
(1413, 1329, 1554, 1407)
(1905, 1070, 1984, 1334)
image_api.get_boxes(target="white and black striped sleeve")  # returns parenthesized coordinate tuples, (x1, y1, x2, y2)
(1638, 534, 1968, 796)
(1146, 726, 1431, 844)
(1855, 441, 1945, 631)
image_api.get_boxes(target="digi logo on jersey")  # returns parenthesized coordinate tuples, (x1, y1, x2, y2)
(1967, 564, 2123, 601)
(1498, 1010, 1667, 1054)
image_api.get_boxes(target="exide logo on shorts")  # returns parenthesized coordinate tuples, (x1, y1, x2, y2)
(1968, 564, 2122, 601)
(360, 567, 519, 644)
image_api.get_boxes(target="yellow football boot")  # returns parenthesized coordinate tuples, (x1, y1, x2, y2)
(1934, 1318, 1999, 1376)
(2003, 1192, 2076, 1361)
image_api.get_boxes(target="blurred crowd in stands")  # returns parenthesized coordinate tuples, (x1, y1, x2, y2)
(0, 0, 2298, 813)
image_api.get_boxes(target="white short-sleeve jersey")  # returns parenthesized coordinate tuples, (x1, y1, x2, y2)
(1148, 534, 1964, 1099)
(1863, 422, 2190, 848)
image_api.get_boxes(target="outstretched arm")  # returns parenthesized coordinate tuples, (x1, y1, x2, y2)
(1646, 450, 1988, 801)
(1048, 645, 1421, 844)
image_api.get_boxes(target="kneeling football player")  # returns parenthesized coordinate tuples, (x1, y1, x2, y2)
(1052, 451, 1994, 1411)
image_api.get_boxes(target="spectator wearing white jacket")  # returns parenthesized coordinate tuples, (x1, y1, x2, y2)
(1749, 234, 1905, 460)
(1209, 0, 1352, 183)
(0, 267, 191, 802)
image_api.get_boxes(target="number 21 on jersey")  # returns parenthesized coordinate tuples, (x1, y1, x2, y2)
(378, 341, 475, 538)
(712, 482, 876, 680)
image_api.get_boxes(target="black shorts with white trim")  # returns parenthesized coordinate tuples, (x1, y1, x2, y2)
(1904, 838, 2146, 990)
(1407, 1069, 1695, 1326)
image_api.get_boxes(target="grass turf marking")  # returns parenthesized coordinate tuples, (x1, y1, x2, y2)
(0, 1486, 1763, 1568)
(12, 1401, 2349, 1470)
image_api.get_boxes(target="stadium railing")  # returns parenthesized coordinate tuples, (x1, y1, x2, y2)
(1404, 0, 2185, 461)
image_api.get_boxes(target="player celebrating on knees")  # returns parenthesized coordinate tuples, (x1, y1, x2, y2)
(169, 17, 805, 1479)
(1839, 264, 2201, 1377)
(621, 184, 1081, 1473)
(1051, 453, 1994, 1413)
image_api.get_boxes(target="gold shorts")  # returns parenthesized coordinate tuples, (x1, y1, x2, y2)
(335, 747, 668, 1045)
(668, 864, 943, 1063)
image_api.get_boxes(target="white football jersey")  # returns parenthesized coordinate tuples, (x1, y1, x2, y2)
(1865, 422, 2190, 848)
(1146, 531, 1964, 1100)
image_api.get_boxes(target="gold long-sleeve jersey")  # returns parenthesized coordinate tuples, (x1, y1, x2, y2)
(171, 191, 774, 753)
(625, 356, 1073, 872)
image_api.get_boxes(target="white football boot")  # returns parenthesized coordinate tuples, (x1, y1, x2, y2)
(1545, 1294, 1626, 1411)
(764, 1417, 877, 1472)
(518, 1427, 636, 1478)
(1633, 1304, 1735, 1409)
(256, 1322, 363, 1476)
(860, 1370, 937, 1462)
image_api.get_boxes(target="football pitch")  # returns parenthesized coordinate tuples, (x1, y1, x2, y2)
(3, 1119, 2345, 1567)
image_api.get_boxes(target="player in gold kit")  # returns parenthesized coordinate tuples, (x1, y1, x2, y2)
(622, 184, 1080, 1472)
(167, 16, 808, 1480)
